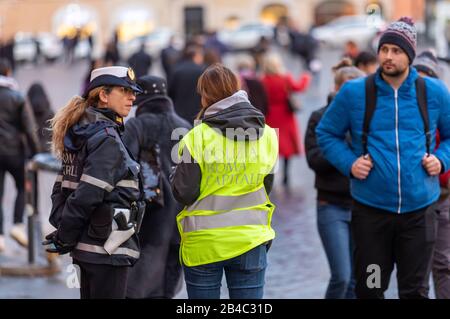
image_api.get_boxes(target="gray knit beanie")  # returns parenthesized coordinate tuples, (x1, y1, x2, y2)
(413, 50, 440, 78)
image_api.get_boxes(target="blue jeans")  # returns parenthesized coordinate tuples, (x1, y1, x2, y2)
(183, 244, 267, 299)
(317, 201, 356, 299)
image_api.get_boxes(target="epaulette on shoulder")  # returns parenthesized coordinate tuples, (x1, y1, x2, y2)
(104, 127, 117, 138)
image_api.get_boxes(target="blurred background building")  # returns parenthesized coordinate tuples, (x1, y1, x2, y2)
(0, 0, 430, 37)
(1, 0, 448, 61)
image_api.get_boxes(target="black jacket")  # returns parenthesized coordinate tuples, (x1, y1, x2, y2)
(123, 96, 191, 298)
(28, 94, 54, 153)
(160, 46, 180, 79)
(49, 107, 144, 266)
(170, 91, 274, 207)
(241, 75, 268, 115)
(127, 49, 152, 78)
(168, 60, 205, 124)
(0, 77, 40, 156)
(305, 105, 352, 208)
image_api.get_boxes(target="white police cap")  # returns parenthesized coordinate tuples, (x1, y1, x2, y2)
(83, 66, 142, 98)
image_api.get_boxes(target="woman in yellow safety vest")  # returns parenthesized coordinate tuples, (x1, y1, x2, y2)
(171, 63, 278, 299)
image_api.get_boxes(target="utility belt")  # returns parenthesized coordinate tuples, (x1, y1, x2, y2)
(104, 201, 146, 255)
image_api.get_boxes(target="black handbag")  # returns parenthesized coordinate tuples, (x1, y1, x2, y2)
(285, 78, 302, 113)
(287, 94, 302, 113)
(139, 143, 164, 207)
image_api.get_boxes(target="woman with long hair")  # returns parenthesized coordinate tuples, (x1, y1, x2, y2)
(171, 63, 278, 299)
(44, 66, 145, 299)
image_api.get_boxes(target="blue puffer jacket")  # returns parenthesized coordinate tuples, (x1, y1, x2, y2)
(316, 68, 450, 213)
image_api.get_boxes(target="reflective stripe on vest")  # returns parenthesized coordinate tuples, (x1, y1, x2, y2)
(186, 187, 267, 212)
(182, 209, 269, 233)
(80, 174, 114, 192)
(75, 242, 140, 259)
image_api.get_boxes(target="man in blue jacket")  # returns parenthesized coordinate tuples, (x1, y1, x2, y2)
(316, 17, 450, 299)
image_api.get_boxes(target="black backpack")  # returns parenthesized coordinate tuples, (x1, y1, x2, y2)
(362, 74, 430, 156)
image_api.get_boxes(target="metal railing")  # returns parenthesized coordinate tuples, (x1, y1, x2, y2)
(0, 153, 62, 276)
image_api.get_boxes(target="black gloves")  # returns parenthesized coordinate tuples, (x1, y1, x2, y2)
(42, 231, 76, 255)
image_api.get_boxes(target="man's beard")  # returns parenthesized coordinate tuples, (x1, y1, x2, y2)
(381, 64, 408, 77)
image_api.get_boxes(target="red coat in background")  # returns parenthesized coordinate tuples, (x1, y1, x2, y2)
(436, 131, 450, 187)
(262, 73, 311, 158)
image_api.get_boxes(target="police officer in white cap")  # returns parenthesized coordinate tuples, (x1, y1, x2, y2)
(43, 66, 146, 299)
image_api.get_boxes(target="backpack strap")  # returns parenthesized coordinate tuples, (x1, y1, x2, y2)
(415, 76, 430, 155)
(363, 74, 430, 157)
(363, 73, 377, 156)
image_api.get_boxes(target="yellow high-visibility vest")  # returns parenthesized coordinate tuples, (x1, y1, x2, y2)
(176, 123, 278, 266)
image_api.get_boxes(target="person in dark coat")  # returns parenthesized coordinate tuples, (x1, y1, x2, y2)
(251, 36, 271, 72)
(237, 55, 268, 115)
(289, 29, 319, 72)
(104, 40, 120, 66)
(204, 30, 228, 61)
(168, 44, 205, 124)
(27, 83, 55, 153)
(127, 44, 152, 78)
(413, 50, 450, 299)
(0, 59, 40, 251)
(123, 75, 191, 299)
(1, 38, 15, 72)
(160, 36, 180, 80)
(305, 58, 364, 299)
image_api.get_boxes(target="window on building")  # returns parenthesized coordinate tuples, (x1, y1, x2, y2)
(184, 7, 204, 39)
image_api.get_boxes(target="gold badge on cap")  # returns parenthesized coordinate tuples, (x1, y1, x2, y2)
(127, 67, 136, 81)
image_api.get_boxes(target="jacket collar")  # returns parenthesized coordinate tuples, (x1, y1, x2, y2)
(375, 67, 419, 94)
(135, 96, 174, 116)
(85, 106, 124, 128)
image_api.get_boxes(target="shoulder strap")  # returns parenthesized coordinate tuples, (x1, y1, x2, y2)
(415, 76, 430, 155)
(363, 74, 377, 156)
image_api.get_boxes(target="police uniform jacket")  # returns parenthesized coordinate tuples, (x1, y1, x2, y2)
(49, 106, 143, 266)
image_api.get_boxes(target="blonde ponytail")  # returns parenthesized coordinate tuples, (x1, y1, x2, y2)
(50, 87, 104, 158)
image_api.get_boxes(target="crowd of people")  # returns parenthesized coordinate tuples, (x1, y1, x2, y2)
(0, 15, 449, 300)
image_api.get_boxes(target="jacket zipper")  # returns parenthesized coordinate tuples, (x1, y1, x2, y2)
(394, 89, 401, 213)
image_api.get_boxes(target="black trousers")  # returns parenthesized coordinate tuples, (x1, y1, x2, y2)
(74, 260, 129, 299)
(351, 200, 437, 299)
(0, 155, 25, 234)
